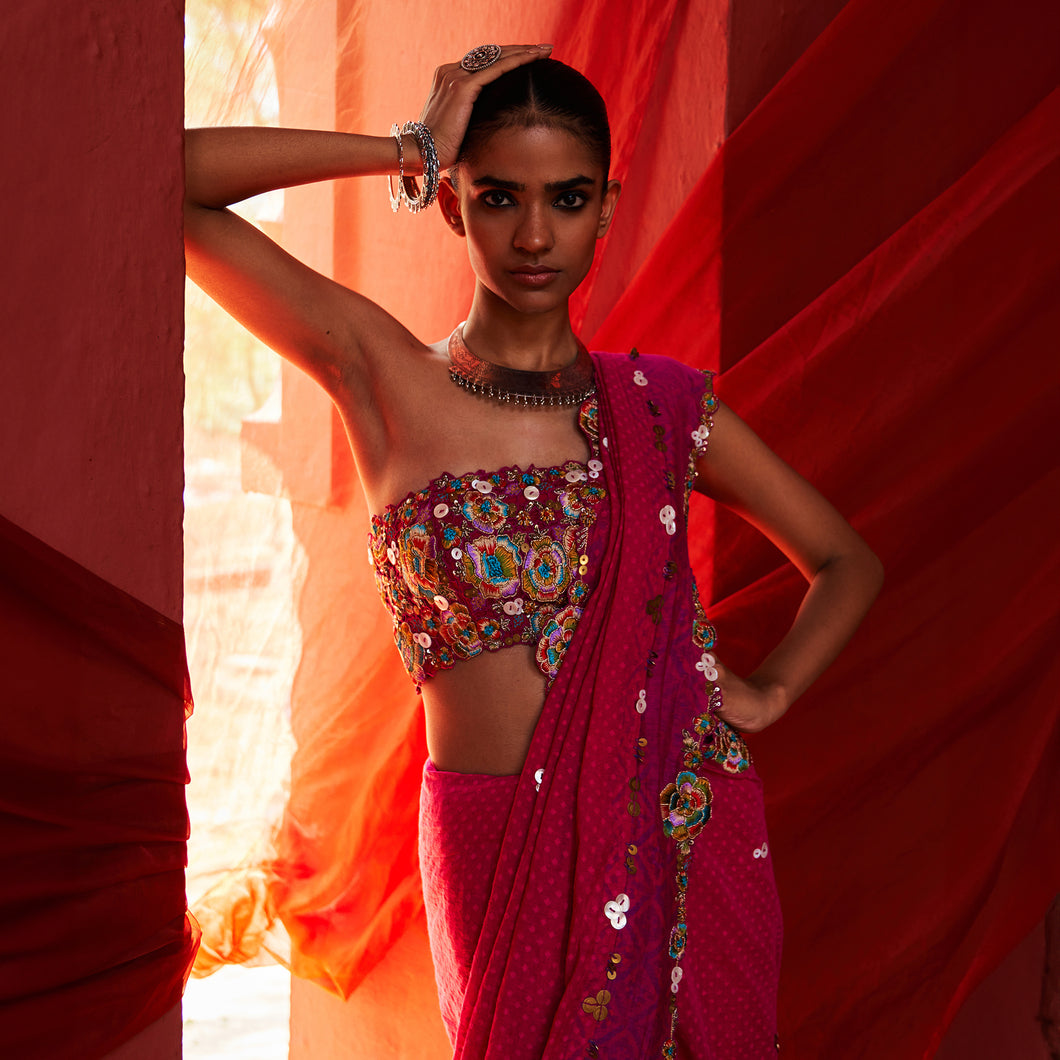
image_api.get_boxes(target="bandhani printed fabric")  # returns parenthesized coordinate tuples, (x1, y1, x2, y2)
(416, 352, 780, 1059)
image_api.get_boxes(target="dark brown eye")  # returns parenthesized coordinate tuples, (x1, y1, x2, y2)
(555, 191, 588, 209)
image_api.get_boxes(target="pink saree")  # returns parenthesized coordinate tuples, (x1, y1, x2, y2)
(419, 351, 782, 1059)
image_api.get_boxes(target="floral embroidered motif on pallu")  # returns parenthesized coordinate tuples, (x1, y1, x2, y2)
(653, 366, 752, 1056)
(563, 352, 757, 1059)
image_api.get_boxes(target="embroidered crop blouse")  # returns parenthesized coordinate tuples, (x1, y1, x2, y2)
(368, 369, 717, 690)
(368, 398, 607, 690)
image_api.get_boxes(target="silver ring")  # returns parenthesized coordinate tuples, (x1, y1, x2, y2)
(460, 44, 501, 73)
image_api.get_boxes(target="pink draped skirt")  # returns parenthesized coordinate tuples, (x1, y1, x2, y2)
(419, 759, 782, 1058)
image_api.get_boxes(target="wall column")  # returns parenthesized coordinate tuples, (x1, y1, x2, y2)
(0, 2, 187, 1057)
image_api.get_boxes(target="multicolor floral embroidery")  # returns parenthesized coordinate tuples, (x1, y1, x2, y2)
(523, 534, 573, 600)
(569, 580, 590, 607)
(576, 353, 735, 1059)
(536, 603, 582, 675)
(660, 828, 695, 1056)
(579, 397, 600, 443)
(686, 586, 750, 773)
(477, 617, 505, 643)
(660, 771, 713, 844)
(658, 568, 750, 1057)
(462, 493, 510, 533)
(368, 397, 605, 688)
(691, 614, 716, 652)
(463, 535, 521, 597)
(560, 490, 589, 520)
(690, 710, 751, 773)
(441, 602, 480, 659)
(397, 523, 439, 599)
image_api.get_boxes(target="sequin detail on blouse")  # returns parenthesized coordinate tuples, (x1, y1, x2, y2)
(368, 398, 606, 689)
(684, 369, 718, 513)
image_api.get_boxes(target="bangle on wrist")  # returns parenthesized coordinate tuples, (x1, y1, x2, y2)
(387, 123, 403, 213)
(387, 120, 439, 214)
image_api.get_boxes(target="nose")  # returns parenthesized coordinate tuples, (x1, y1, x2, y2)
(513, 202, 554, 255)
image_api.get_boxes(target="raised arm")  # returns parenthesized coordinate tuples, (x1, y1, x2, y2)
(183, 44, 553, 399)
(184, 127, 425, 398)
(694, 404, 885, 733)
(185, 127, 408, 208)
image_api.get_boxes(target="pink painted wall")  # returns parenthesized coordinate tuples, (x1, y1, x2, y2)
(0, 1, 185, 1055)
(0, 0, 185, 623)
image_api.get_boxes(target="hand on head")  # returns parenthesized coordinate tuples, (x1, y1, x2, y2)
(420, 44, 553, 170)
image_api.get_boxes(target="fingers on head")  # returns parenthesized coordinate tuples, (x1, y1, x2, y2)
(459, 43, 550, 71)
(499, 43, 552, 64)
(492, 44, 550, 57)
(437, 45, 549, 86)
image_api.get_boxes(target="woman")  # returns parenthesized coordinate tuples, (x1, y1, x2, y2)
(185, 44, 883, 1059)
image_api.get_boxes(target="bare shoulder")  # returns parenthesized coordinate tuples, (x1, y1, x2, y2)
(694, 403, 866, 578)
(693, 403, 780, 494)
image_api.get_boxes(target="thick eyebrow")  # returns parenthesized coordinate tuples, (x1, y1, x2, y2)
(470, 175, 596, 192)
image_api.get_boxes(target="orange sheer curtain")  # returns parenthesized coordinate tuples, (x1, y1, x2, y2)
(188, 0, 1059, 1056)
(183, 0, 298, 977)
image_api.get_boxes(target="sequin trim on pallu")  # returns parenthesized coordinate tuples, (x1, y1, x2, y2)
(570, 352, 757, 1057)
(658, 603, 751, 1055)
(684, 369, 718, 513)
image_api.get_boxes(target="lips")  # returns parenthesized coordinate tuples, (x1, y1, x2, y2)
(509, 265, 559, 287)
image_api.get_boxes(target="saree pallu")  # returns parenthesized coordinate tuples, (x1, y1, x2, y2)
(418, 352, 781, 1059)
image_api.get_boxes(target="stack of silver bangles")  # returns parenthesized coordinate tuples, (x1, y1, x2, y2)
(388, 120, 439, 213)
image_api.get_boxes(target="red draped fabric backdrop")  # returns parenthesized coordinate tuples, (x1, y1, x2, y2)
(259, 1, 1059, 1057)
(4, 0, 1055, 1057)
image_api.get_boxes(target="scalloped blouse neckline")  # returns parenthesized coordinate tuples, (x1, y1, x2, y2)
(370, 396, 600, 528)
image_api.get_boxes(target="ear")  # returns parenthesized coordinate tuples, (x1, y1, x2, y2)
(437, 177, 466, 237)
(596, 179, 622, 239)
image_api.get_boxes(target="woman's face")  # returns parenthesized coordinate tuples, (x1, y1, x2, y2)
(439, 124, 621, 316)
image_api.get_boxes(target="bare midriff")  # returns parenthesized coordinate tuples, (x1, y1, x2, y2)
(357, 343, 609, 776)
(421, 646, 547, 775)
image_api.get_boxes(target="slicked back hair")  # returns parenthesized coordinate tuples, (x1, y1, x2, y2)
(456, 59, 611, 182)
